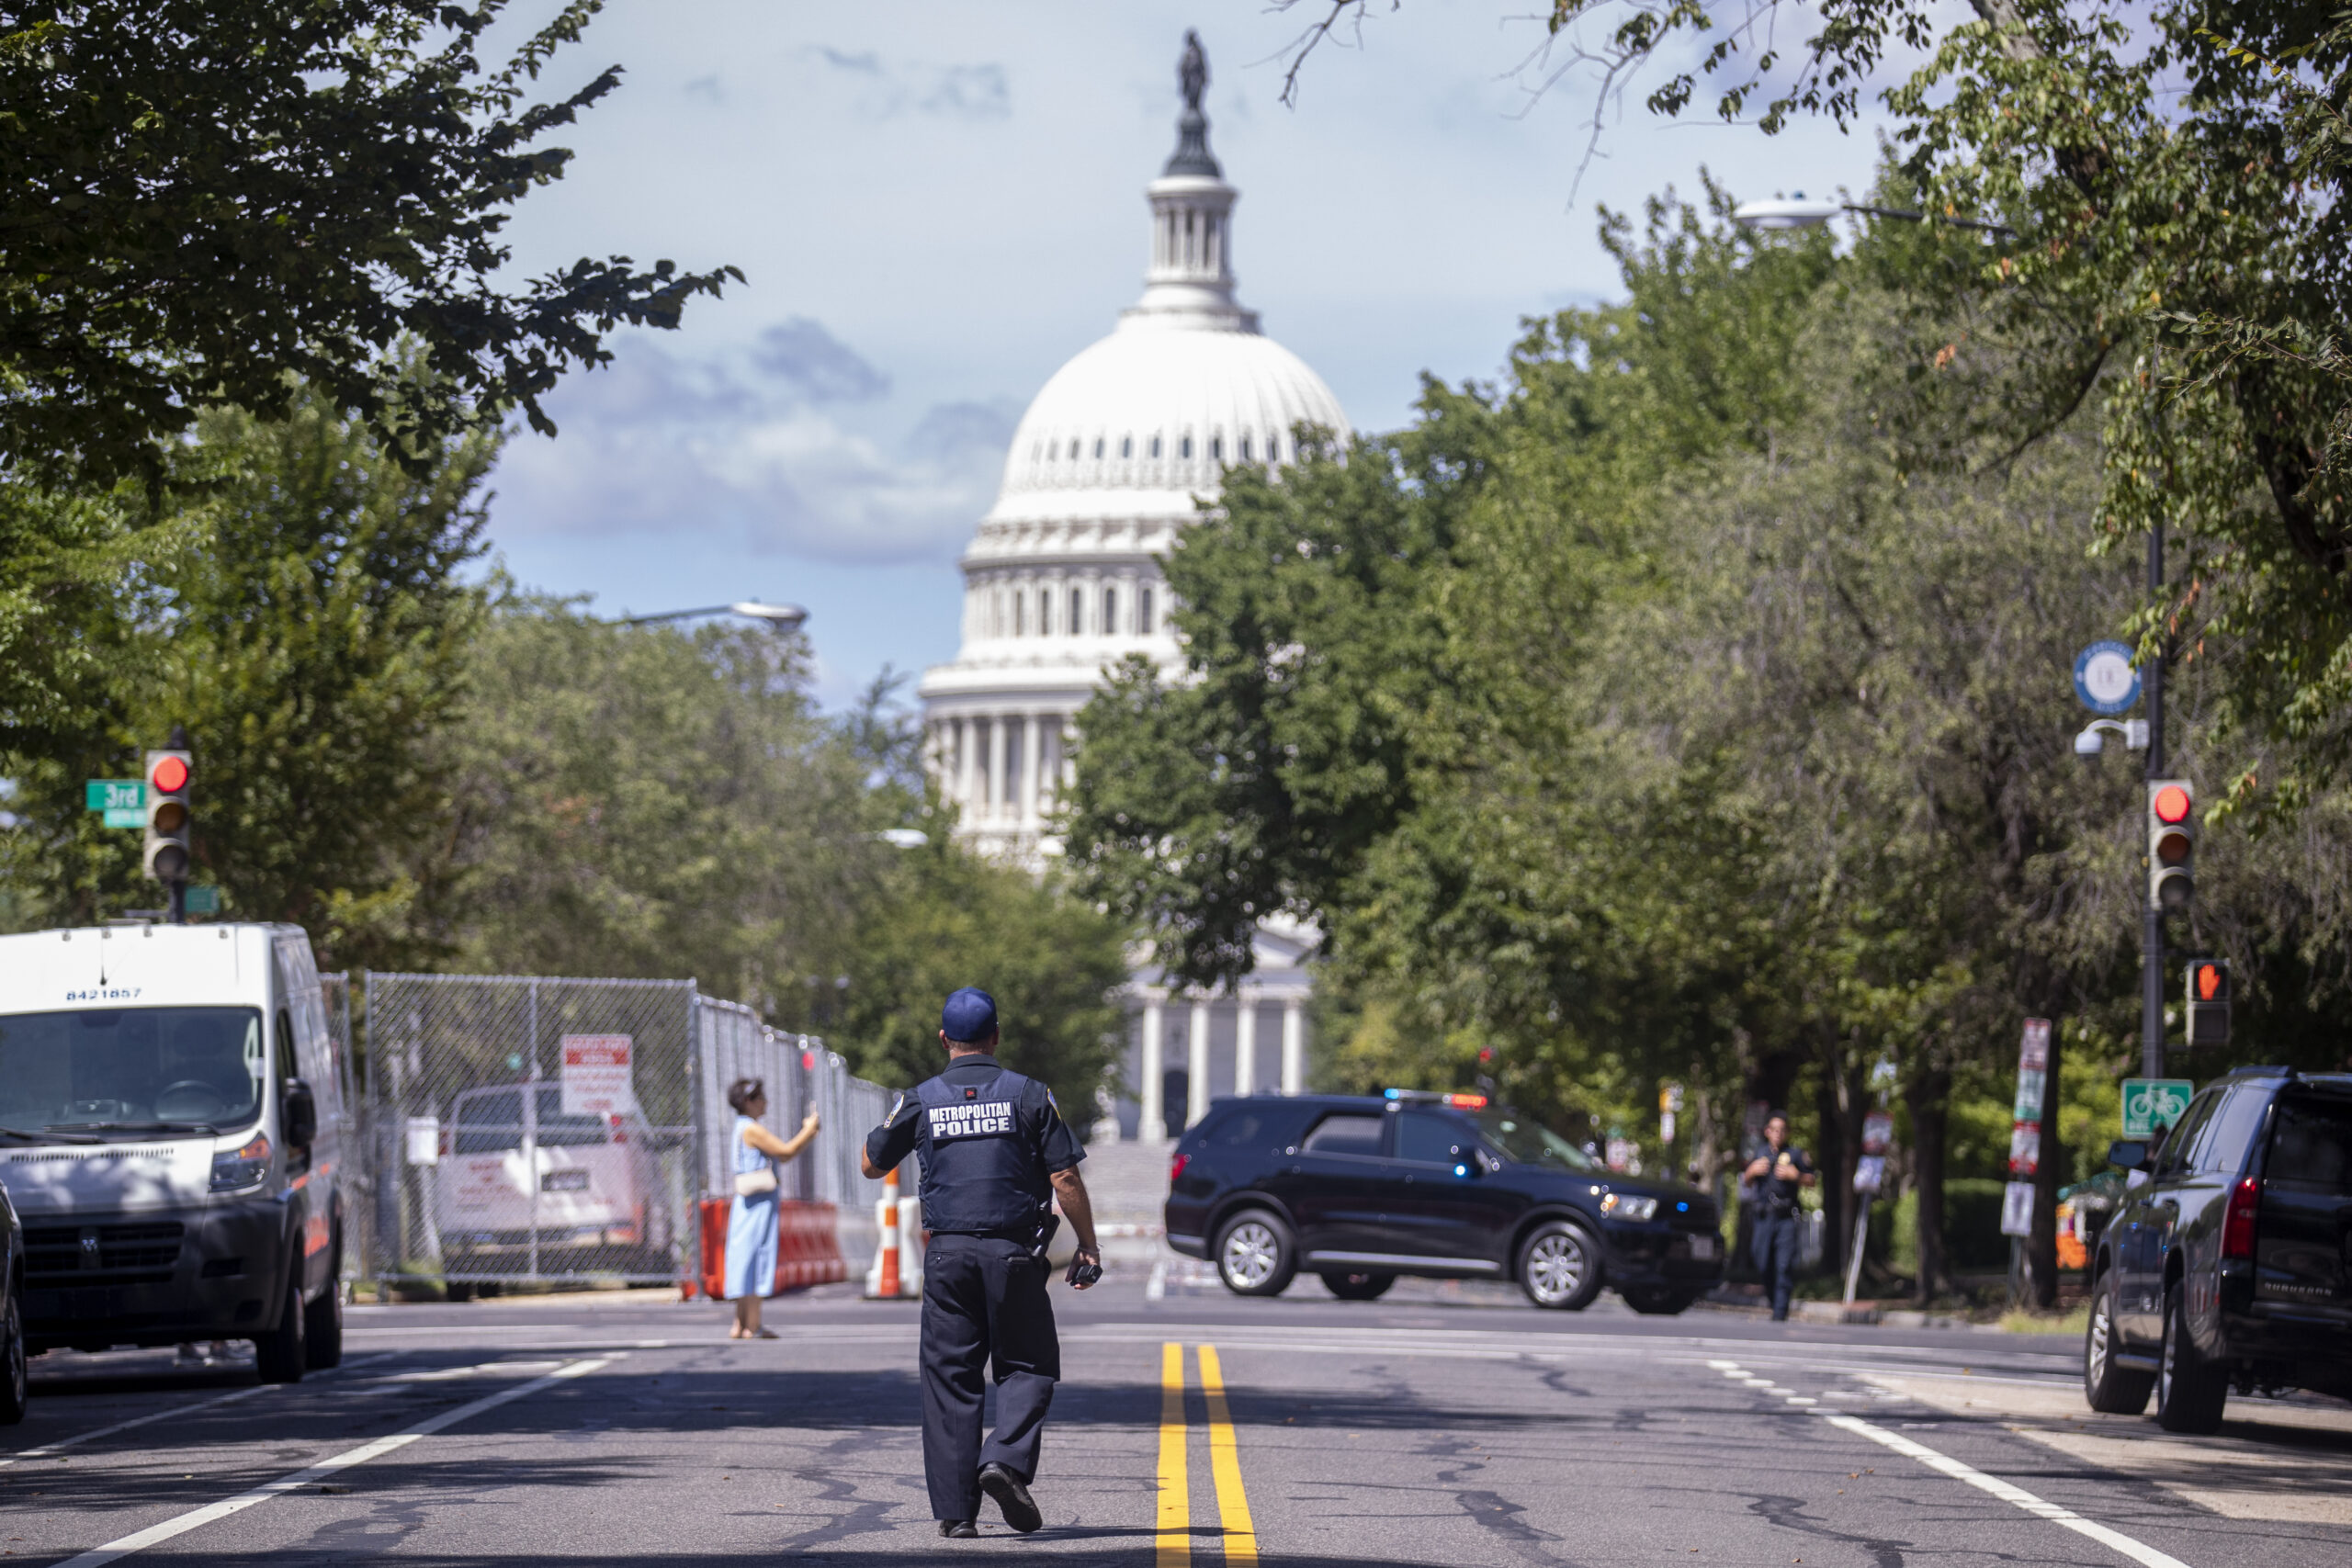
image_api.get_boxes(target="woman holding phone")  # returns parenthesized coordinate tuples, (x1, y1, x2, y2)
(725, 1077, 821, 1339)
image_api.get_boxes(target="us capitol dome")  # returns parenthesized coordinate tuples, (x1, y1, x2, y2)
(918, 32, 1344, 1142)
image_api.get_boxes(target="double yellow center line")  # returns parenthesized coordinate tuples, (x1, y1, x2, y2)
(1158, 1342, 1258, 1568)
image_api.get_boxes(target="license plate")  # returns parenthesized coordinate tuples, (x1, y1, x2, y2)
(1689, 1235, 1715, 1260)
(541, 1169, 591, 1192)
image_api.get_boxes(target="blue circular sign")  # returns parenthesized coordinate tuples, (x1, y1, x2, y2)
(2074, 640, 2142, 716)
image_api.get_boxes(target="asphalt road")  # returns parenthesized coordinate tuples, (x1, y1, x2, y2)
(6, 1269, 2349, 1568)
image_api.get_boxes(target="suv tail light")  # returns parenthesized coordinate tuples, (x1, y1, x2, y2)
(2222, 1175, 2260, 1259)
(1169, 1152, 1190, 1184)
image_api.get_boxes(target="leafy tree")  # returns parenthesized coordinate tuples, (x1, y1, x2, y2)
(1279, 0, 2352, 805)
(0, 0, 738, 488)
(0, 383, 491, 967)
(421, 594, 887, 1002)
(833, 840, 1133, 1122)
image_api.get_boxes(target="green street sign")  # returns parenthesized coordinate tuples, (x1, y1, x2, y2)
(2121, 1077, 2195, 1139)
(85, 779, 144, 811)
(101, 807, 145, 829)
(183, 886, 220, 915)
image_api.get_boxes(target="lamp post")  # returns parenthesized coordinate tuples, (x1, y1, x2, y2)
(622, 600, 808, 632)
(1731, 195, 2017, 238)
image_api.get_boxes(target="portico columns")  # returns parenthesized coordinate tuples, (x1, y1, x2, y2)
(1187, 999, 1211, 1130)
(988, 716, 1007, 817)
(1280, 998, 1305, 1094)
(1233, 994, 1257, 1096)
(1021, 714, 1042, 829)
(1139, 998, 1165, 1145)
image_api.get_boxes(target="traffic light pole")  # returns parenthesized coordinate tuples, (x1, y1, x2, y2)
(2142, 518, 2166, 1080)
(168, 879, 187, 926)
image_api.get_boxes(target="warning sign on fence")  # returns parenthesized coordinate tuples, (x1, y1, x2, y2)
(560, 1034, 636, 1117)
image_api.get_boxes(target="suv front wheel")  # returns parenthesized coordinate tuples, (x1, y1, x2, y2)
(1518, 1221, 1603, 1311)
(1215, 1213, 1296, 1298)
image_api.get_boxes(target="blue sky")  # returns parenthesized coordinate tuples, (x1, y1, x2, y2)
(483, 1, 1905, 707)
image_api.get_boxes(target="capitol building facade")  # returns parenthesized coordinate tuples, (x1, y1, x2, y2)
(918, 37, 1342, 1144)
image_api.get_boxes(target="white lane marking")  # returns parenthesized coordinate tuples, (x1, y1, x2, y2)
(1146, 1258, 1168, 1303)
(1710, 1358, 2193, 1568)
(51, 1356, 613, 1568)
(0, 1386, 268, 1467)
(1823, 1413, 2192, 1568)
(0, 1354, 398, 1468)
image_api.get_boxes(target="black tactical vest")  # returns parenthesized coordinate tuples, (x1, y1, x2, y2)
(910, 1065, 1055, 1235)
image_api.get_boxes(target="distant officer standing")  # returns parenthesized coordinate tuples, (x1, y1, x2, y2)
(862, 987, 1102, 1539)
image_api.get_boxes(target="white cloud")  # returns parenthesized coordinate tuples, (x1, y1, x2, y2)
(492, 328, 1015, 564)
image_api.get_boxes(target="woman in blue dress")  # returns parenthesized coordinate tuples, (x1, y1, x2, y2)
(724, 1077, 820, 1338)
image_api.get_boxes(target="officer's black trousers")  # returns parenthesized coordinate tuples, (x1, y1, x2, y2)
(920, 1233, 1060, 1521)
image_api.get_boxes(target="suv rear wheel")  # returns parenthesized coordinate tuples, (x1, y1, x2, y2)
(1518, 1221, 1602, 1311)
(2082, 1271, 2152, 1414)
(1215, 1212, 1296, 1298)
(0, 1270, 28, 1426)
(2154, 1280, 2227, 1433)
(1320, 1270, 1395, 1302)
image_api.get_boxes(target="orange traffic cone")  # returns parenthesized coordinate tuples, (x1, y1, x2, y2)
(874, 1168, 902, 1299)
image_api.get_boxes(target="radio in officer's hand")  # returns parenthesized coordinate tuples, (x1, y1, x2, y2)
(1064, 1256, 1102, 1288)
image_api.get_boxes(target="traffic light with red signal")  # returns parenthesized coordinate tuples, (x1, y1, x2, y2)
(2146, 779, 2195, 913)
(142, 743, 192, 884)
(2185, 958, 2231, 1046)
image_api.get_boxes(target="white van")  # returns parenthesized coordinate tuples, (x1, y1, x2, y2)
(432, 1082, 673, 1287)
(0, 923, 349, 1382)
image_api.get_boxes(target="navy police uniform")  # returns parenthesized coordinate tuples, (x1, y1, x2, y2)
(865, 1053, 1084, 1523)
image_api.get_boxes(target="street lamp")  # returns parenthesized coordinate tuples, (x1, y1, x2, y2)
(1732, 193, 2018, 238)
(622, 601, 808, 632)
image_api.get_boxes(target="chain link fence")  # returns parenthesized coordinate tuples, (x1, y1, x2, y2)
(353, 974, 890, 1292)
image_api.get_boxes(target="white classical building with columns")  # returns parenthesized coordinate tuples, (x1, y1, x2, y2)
(918, 36, 1341, 1143)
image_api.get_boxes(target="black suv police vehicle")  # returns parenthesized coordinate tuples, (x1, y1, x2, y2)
(1163, 1090, 1724, 1311)
(2084, 1066, 2352, 1432)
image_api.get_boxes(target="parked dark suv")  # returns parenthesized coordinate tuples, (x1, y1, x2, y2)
(1163, 1090, 1724, 1311)
(2084, 1066, 2352, 1432)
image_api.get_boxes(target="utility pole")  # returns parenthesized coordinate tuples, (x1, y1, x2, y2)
(2141, 518, 2166, 1080)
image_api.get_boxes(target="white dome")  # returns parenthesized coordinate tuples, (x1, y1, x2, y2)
(989, 317, 1346, 526)
(919, 39, 1348, 868)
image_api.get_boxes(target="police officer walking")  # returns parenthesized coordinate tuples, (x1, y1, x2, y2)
(862, 987, 1102, 1539)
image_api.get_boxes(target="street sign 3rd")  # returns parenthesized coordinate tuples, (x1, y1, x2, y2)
(85, 779, 144, 811)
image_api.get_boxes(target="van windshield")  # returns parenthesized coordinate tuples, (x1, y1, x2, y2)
(0, 1008, 266, 1135)
(1470, 1107, 1599, 1173)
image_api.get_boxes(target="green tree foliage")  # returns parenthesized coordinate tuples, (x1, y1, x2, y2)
(0, 0, 738, 488)
(1283, 0, 2352, 807)
(0, 385, 491, 966)
(1072, 184, 2352, 1298)
(423, 594, 885, 998)
(833, 840, 1132, 1118)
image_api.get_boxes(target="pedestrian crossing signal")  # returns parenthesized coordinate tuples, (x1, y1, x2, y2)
(2185, 959, 2230, 1046)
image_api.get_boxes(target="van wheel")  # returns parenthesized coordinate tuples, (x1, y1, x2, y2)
(1518, 1222, 1603, 1311)
(1319, 1270, 1395, 1302)
(2083, 1272, 2152, 1414)
(0, 1274, 28, 1425)
(254, 1261, 307, 1384)
(2154, 1281, 2226, 1433)
(304, 1240, 344, 1370)
(1215, 1213, 1295, 1298)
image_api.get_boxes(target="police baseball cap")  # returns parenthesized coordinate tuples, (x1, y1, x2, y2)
(941, 987, 998, 1043)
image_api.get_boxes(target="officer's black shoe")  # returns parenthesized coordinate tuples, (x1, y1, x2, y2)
(977, 1463, 1043, 1534)
(938, 1519, 978, 1540)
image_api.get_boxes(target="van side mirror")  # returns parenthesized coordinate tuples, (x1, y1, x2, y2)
(282, 1077, 318, 1148)
(2106, 1139, 2148, 1172)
